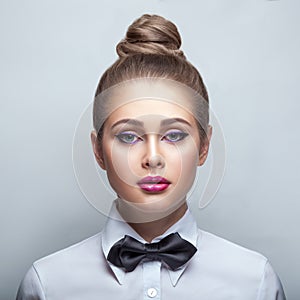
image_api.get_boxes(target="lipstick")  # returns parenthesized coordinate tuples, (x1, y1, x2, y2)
(137, 176, 170, 192)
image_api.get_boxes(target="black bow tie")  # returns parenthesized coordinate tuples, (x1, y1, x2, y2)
(107, 232, 197, 272)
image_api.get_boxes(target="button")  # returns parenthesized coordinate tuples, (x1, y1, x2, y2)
(147, 287, 157, 298)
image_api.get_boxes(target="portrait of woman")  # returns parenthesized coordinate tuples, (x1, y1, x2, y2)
(15, 13, 286, 300)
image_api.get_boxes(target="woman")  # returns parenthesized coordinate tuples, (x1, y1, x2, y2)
(16, 14, 286, 300)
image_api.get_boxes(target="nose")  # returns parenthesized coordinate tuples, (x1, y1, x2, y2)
(141, 134, 165, 170)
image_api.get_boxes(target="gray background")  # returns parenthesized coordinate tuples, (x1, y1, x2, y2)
(1, 0, 299, 299)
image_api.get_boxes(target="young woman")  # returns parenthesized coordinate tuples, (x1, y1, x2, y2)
(16, 14, 286, 300)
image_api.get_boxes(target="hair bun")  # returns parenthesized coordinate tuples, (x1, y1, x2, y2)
(116, 14, 186, 59)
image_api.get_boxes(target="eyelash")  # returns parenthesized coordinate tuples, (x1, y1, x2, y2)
(114, 131, 189, 145)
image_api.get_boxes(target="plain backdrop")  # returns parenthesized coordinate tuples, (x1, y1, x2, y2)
(1, 0, 299, 299)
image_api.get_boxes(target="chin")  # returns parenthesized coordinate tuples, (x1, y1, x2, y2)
(116, 196, 186, 223)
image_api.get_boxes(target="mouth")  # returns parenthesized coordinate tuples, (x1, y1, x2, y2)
(137, 176, 171, 192)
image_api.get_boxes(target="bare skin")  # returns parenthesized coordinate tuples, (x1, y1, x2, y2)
(125, 201, 188, 243)
(91, 80, 212, 242)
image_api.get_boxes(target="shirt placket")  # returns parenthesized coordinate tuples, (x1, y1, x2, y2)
(143, 261, 161, 300)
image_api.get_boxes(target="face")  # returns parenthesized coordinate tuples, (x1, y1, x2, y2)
(91, 80, 212, 222)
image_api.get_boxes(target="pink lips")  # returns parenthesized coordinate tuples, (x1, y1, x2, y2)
(138, 176, 171, 192)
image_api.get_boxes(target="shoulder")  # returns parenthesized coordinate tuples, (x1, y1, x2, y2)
(16, 264, 46, 300)
(16, 231, 109, 299)
(30, 231, 107, 288)
(32, 231, 104, 271)
(185, 229, 286, 299)
(198, 228, 268, 263)
(195, 229, 268, 281)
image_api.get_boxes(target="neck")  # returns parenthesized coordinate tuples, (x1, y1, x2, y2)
(119, 201, 188, 243)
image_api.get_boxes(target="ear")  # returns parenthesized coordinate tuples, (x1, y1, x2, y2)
(198, 125, 213, 166)
(90, 130, 106, 170)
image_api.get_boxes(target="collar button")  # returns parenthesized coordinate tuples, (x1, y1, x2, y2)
(147, 287, 158, 298)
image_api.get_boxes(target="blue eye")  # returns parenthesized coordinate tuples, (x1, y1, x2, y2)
(164, 131, 188, 142)
(115, 132, 141, 144)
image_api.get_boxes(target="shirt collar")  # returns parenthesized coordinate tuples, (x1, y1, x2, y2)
(101, 199, 199, 286)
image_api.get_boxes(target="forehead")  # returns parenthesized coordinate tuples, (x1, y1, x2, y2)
(108, 100, 193, 120)
(103, 78, 197, 126)
(109, 78, 194, 105)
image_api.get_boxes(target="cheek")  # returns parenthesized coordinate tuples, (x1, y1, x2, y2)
(107, 142, 139, 184)
(173, 142, 199, 184)
(171, 137, 199, 162)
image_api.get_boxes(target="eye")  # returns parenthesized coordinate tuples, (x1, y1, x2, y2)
(163, 131, 189, 143)
(115, 132, 141, 144)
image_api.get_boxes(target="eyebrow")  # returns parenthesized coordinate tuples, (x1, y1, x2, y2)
(111, 117, 192, 129)
(161, 118, 192, 127)
(111, 118, 144, 129)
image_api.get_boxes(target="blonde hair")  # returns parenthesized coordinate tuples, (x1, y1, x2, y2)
(93, 14, 209, 149)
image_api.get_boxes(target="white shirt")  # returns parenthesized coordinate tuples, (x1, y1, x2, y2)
(16, 201, 286, 300)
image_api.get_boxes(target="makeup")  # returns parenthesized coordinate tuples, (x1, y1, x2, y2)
(138, 176, 170, 192)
